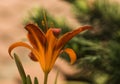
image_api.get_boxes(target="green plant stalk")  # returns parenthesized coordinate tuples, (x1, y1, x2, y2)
(54, 71, 59, 84)
(44, 72, 49, 84)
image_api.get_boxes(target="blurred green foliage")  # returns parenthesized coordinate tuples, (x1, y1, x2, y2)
(24, 0, 120, 83)
(65, 0, 120, 84)
(24, 8, 71, 34)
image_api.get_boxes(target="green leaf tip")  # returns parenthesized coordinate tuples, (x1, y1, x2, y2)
(34, 77, 39, 84)
(27, 75, 32, 84)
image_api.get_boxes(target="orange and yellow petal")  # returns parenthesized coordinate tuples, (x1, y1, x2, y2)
(63, 48, 77, 64)
(48, 48, 76, 72)
(8, 42, 37, 59)
(45, 28, 58, 71)
(25, 24, 46, 51)
(57, 26, 92, 49)
(27, 33, 38, 50)
(25, 24, 46, 69)
(8, 42, 46, 71)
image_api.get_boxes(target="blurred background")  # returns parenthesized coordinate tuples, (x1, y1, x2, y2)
(0, 0, 120, 84)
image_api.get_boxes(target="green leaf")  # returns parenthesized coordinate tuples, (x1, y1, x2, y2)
(14, 53, 27, 84)
(34, 77, 39, 84)
(27, 75, 32, 84)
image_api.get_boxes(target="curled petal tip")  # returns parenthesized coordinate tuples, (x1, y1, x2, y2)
(8, 46, 14, 59)
(63, 48, 77, 64)
(8, 42, 35, 60)
(10, 55, 14, 59)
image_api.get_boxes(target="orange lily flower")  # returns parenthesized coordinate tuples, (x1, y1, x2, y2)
(8, 24, 92, 74)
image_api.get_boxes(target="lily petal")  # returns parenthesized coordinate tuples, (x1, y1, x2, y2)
(45, 28, 58, 71)
(25, 24, 46, 69)
(63, 48, 77, 64)
(57, 26, 92, 49)
(8, 42, 37, 58)
(8, 42, 46, 71)
(27, 33, 38, 49)
(25, 24, 46, 51)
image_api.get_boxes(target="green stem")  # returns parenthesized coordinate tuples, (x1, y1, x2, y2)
(54, 71, 59, 84)
(44, 72, 49, 84)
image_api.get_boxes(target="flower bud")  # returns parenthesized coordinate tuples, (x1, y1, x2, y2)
(51, 28, 61, 37)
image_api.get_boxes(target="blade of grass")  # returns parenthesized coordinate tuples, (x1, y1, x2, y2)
(14, 53, 27, 84)
(34, 77, 39, 84)
(27, 75, 32, 84)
